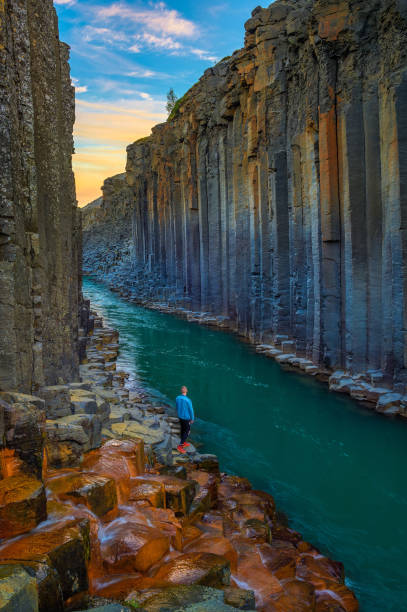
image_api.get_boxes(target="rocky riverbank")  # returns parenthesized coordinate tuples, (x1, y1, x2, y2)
(0, 303, 358, 611)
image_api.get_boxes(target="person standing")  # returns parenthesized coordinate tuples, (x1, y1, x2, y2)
(176, 385, 194, 454)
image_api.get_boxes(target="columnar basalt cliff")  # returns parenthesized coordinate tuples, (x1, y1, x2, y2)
(0, 0, 81, 394)
(83, 0, 407, 401)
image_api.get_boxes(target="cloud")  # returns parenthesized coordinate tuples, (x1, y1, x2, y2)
(98, 2, 198, 38)
(134, 32, 182, 51)
(54, 0, 76, 4)
(82, 25, 129, 44)
(72, 77, 88, 94)
(127, 69, 157, 78)
(73, 97, 166, 206)
(190, 48, 219, 62)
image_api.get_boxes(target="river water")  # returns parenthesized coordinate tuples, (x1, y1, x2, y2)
(83, 276, 407, 611)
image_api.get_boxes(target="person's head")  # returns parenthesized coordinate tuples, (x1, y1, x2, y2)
(180, 385, 188, 396)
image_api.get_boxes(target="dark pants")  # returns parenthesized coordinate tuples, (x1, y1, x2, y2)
(179, 418, 191, 445)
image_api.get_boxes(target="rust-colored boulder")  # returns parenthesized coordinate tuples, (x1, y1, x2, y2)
(82, 439, 144, 502)
(296, 553, 345, 589)
(0, 476, 46, 539)
(132, 474, 197, 515)
(129, 478, 165, 507)
(100, 518, 170, 573)
(184, 536, 238, 571)
(152, 552, 231, 588)
(47, 472, 117, 517)
(315, 582, 359, 612)
(0, 519, 90, 602)
(267, 579, 316, 611)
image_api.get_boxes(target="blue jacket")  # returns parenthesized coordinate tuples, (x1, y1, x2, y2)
(176, 395, 194, 421)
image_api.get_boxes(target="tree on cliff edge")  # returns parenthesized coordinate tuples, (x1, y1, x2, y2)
(166, 88, 178, 116)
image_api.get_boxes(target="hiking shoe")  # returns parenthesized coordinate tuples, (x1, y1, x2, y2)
(177, 445, 187, 454)
(182, 442, 191, 447)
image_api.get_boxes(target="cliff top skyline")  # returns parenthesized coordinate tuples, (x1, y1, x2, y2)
(55, 0, 261, 206)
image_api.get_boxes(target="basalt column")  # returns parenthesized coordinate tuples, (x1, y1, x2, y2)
(0, 0, 81, 393)
(83, 0, 407, 392)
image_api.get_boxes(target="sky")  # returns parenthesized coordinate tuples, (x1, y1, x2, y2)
(54, 0, 262, 206)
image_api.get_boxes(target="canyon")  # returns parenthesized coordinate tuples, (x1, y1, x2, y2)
(83, 0, 407, 412)
(2, 0, 407, 609)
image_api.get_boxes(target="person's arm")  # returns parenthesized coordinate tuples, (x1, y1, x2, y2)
(189, 399, 195, 422)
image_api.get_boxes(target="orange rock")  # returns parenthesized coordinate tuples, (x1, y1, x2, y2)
(296, 553, 345, 589)
(315, 581, 359, 612)
(0, 475, 46, 538)
(82, 439, 144, 503)
(152, 552, 231, 588)
(93, 574, 144, 599)
(47, 472, 117, 517)
(231, 537, 284, 609)
(133, 474, 197, 515)
(184, 536, 238, 571)
(257, 541, 298, 580)
(0, 519, 90, 602)
(266, 578, 316, 611)
(129, 477, 165, 507)
(182, 525, 202, 548)
(100, 517, 170, 573)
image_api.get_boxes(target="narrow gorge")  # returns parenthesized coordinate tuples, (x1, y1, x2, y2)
(1, 0, 407, 610)
(83, 0, 407, 411)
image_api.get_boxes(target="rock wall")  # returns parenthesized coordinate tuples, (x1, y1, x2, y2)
(0, 0, 81, 393)
(83, 0, 407, 392)
(82, 173, 133, 290)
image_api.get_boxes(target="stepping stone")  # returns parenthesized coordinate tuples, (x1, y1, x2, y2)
(0, 476, 46, 538)
(101, 519, 170, 573)
(47, 473, 117, 517)
(134, 474, 197, 515)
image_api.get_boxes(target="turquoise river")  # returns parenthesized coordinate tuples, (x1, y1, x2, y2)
(84, 276, 407, 612)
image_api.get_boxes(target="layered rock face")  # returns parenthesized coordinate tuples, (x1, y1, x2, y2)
(0, 0, 81, 394)
(83, 0, 407, 391)
(82, 173, 133, 287)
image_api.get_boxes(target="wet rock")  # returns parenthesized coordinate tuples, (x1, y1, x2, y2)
(129, 479, 165, 508)
(267, 578, 316, 611)
(100, 518, 170, 573)
(37, 386, 71, 419)
(152, 552, 231, 588)
(82, 439, 145, 501)
(1, 398, 45, 479)
(0, 519, 90, 603)
(0, 565, 38, 612)
(184, 537, 238, 571)
(47, 473, 117, 517)
(0, 476, 47, 539)
(134, 474, 197, 515)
